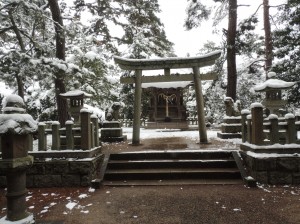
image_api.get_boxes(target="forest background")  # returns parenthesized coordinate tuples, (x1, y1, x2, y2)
(0, 0, 299, 125)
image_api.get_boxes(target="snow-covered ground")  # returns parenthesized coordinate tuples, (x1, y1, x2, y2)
(123, 127, 242, 146)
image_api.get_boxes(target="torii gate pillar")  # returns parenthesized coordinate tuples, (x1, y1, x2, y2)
(193, 67, 208, 143)
(132, 70, 142, 145)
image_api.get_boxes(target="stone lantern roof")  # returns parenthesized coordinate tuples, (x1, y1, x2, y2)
(60, 90, 92, 99)
(0, 94, 37, 135)
(254, 78, 296, 92)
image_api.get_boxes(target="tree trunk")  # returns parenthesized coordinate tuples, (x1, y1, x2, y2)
(9, 10, 25, 99)
(263, 0, 272, 76)
(226, 0, 238, 101)
(48, 0, 69, 126)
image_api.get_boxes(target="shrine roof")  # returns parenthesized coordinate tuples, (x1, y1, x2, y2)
(114, 51, 221, 70)
(254, 79, 296, 92)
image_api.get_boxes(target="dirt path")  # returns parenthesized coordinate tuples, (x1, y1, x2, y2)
(1, 184, 300, 224)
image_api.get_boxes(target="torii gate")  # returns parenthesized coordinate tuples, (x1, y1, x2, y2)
(114, 51, 221, 145)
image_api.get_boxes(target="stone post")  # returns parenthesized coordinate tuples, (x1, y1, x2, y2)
(51, 121, 60, 150)
(246, 115, 252, 143)
(269, 114, 279, 144)
(132, 70, 142, 145)
(38, 122, 47, 151)
(241, 109, 250, 143)
(90, 122, 95, 148)
(0, 94, 37, 223)
(193, 66, 208, 143)
(91, 115, 99, 147)
(65, 120, 74, 149)
(251, 103, 264, 145)
(80, 109, 91, 150)
(285, 113, 296, 144)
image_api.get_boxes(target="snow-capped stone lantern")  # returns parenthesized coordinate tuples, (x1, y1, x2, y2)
(60, 90, 92, 124)
(0, 94, 37, 223)
(253, 72, 296, 115)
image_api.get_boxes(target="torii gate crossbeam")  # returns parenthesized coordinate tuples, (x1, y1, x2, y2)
(114, 51, 221, 145)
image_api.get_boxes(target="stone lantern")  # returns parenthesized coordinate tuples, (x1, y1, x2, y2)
(254, 72, 296, 115)
(60, 90, 92, 124)
(0, 94, 37, 223)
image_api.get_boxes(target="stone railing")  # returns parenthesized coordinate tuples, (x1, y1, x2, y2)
(120, 119, 147, 127)
(187, 117, 198, 125)
(37, 109, 100, 151)
(241, 104, 300, 145)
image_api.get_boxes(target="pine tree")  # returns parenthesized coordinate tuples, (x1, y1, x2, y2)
(273, 1, 300, 108)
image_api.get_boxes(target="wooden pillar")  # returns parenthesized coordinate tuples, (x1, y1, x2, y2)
(132, 70, 142, 145)
(193, 67, 208, 143)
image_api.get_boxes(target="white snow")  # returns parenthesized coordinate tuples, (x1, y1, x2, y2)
(0, 114, 37, 134)
(250, 102, 263, 109)
(285, 113, 295, 119)
(254, 79, 296, 92)
(60, 90, 92, 98)
(66, 201, 78, 210)
(268, 114, 278, 120)
(142, 81, 192, 89)
(0, 214, 34, 224)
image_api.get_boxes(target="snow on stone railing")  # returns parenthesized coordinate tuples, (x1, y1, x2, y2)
(241, 103, 300, 145)
(38, 109, 99, 151)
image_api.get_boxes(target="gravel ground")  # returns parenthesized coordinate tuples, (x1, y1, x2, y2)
(1, 136, 300, 224)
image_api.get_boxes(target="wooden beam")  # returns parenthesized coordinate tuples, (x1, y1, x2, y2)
(114, 51, 221, 70)
(120, 72, 217, 84)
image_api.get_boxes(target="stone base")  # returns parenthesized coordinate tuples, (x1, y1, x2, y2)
(241, 144, 300, 184)
(0, 154, 104, 188)
(0, 213, 34, 224)
(217, 132, 241, 139)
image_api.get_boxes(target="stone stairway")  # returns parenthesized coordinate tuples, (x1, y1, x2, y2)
(101, 150, 246, 186)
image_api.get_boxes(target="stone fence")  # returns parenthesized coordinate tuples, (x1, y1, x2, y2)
(38, 109, 100, 151)
(240, 103, 300, 184)
(0, 109, 103, 188)
(241, 106, 300, 145)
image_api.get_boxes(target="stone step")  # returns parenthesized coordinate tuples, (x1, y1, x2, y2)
(108, 150, 234, 161)
(103, 179, 243, 186)
(102, 150, 243, 186)
(104, 168, 241, 181)
(107, 159, 237, 169)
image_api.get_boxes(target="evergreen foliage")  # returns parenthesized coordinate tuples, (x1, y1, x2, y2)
(273, 1, 300, 108)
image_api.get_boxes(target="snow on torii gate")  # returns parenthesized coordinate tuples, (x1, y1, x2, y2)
(114, 51, 221, 145)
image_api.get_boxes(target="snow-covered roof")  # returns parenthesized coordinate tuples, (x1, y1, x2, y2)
(60, 90, 92, 98)
(254, 79, 296, 92)
(0, 114, 37, 134)
(114, 50, 221, 70)
(142, 81, 192, 89)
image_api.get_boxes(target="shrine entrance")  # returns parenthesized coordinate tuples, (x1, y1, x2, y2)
(114, 51, 221, 145)
(145, 85, 189, 129)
